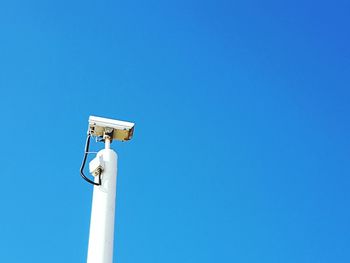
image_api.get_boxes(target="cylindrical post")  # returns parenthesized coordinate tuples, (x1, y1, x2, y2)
(87, 148, 118, 263)
(105, 137, 111, 150)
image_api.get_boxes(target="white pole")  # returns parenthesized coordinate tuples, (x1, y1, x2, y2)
(87, 140, 118, 263)
(105, 138, 111, 150)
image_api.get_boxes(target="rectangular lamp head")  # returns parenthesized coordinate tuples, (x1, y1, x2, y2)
(88, 115, 135, 141)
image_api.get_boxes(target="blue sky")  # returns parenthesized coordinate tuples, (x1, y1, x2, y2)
(0, 0, 349, 262)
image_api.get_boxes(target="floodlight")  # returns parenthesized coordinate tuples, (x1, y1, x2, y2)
(88, 115, 135, 142)
(80, 114, 135, 263)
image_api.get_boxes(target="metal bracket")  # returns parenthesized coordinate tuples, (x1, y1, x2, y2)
(103, 127, 114, 142)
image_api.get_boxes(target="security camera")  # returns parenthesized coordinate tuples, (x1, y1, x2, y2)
(88, 115, 135, 141)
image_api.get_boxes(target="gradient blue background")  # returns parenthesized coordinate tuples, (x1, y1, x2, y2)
(0, 0, 349, 262)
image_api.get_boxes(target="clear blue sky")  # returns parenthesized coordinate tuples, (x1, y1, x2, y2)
(0, 0, 349, 262)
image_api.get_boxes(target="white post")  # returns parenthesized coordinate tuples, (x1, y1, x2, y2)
(87, 140, 118, 263)
(105, 138, 111, 150)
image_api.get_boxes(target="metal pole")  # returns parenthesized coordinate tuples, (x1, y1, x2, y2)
(87, 139, 118, 263)
(105, 137, 111, 150)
